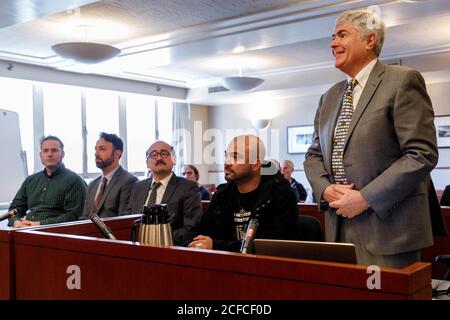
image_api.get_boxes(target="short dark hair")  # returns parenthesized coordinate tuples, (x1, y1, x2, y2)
(99, 132, 123, 153)
(40, 135, 64, 150)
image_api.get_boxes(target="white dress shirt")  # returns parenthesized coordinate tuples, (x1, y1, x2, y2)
(349, 58, 378, 110)
(144, 172, 173, 205)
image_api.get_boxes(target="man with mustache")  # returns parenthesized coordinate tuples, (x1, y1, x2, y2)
(126, 140, 202, 246)
(188, 135, 297, 252)
(8, 135, 86, 227)
(81, 132, 137, 219)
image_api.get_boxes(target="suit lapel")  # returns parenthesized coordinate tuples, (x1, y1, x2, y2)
(96, 166, 124, 211)
(140, 178, 153, 206)
(161, 174, 177, 203)
(89, 176, 102, 213)
(344, 61, 385, 151)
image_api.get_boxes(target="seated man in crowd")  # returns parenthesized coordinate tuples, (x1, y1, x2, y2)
(281, 159, 307, 202)
(81, 132, 137, 219)
(182, 164, 211, 200)
(188, 135, 298, 252)
(126, 140, 202, 246)
(8, 135, 86, 227)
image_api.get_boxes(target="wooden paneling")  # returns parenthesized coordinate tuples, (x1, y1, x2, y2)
(14, 219, 431, 300)
(422, 207, 450, 278)
(202, 201, 450, 279)
(0, 230, 14, 300)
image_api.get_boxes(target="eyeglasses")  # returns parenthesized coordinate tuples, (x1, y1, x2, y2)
(146, 150, 171, 160)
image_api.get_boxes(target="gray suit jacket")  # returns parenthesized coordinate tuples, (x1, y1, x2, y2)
(81, 166, 138, 219)
(304, 60, 447, 255)
(126, 173, 202, 246)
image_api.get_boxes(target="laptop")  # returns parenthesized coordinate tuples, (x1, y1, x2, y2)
(253, 239, 357, 264)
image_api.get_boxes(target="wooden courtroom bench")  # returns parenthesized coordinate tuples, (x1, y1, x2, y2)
(13, 216, 431, 300)
(201, 201, 450, 279)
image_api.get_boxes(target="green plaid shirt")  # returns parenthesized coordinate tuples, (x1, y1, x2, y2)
(8, 164, 86, 226)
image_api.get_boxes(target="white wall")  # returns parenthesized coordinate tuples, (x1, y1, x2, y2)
(428, 82, 450, 189)
(188, 104, 210, 184)
(207, 94, 321, 189)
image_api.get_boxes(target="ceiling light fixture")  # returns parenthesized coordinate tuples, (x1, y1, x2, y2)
(51, 42, 121, 64)
(251, 118, 271, 130)
(51, 25, 121, 64)
(221, 67, 264, 91)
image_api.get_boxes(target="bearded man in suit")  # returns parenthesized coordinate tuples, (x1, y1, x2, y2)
(81, 132, 137, 219)
(304, 9, 447, 268)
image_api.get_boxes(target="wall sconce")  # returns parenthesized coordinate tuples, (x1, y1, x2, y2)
(251, 119, 271, 130)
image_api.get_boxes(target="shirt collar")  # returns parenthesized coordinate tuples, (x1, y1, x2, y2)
(348, 58, 378, 90)
(153, 172, 173, 188)
(102, 165, 120, 182)
(43, 163, 65, 178)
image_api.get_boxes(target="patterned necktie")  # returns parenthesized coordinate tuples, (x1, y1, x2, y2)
(331, 78, 357, 184)
(94, 177, 108, 211)
(146, 181, 162, 206)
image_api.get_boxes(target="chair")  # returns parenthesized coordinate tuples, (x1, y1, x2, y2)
(435, 254, 450, 280)
(294, 214, 324, 242)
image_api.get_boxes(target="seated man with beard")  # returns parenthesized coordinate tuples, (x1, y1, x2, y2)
(81, 132, 137, 219)
(188, 135, 298, 252)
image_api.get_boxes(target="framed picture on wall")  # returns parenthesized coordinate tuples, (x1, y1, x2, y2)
(287, 125, 314, 154)
(435, 115, 450, 148)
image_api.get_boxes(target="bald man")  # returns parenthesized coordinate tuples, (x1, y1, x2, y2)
(189, 135, 298, 252)
(126, 140, 202, 246)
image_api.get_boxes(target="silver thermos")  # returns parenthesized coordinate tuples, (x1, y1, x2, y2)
(131, 204, 173, 247)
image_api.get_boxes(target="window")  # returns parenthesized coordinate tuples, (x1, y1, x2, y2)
(0, 77, 34, 174)
(126, 93, 156, 173)
(85, 88, 119, 173)
(0, 76, 175, 179)
(43, 84, 83, 173)
(157, 99, 173, 143)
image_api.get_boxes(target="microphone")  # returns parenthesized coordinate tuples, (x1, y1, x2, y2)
(240, 217, 259, 254)
(89, 213, 117, 240)
(0, 208, 19, 222)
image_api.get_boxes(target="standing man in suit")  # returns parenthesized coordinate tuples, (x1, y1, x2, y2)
(127, 140, 202, 246)
(81, 132, 137, 219)
(304, 9, 446, 268)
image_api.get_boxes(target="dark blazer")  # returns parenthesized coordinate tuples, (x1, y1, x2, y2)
(304, 61, 447, 255)
(81, 166, 138, 218)
(199, 184, 211, 200)
(440, 185, 450, 206)
(126, 173, 202, 246)
(291, 178, 307, 202)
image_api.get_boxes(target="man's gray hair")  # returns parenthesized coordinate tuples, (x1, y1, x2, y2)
(283, 159, 295, 170)
(335, 9, 386, 56)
